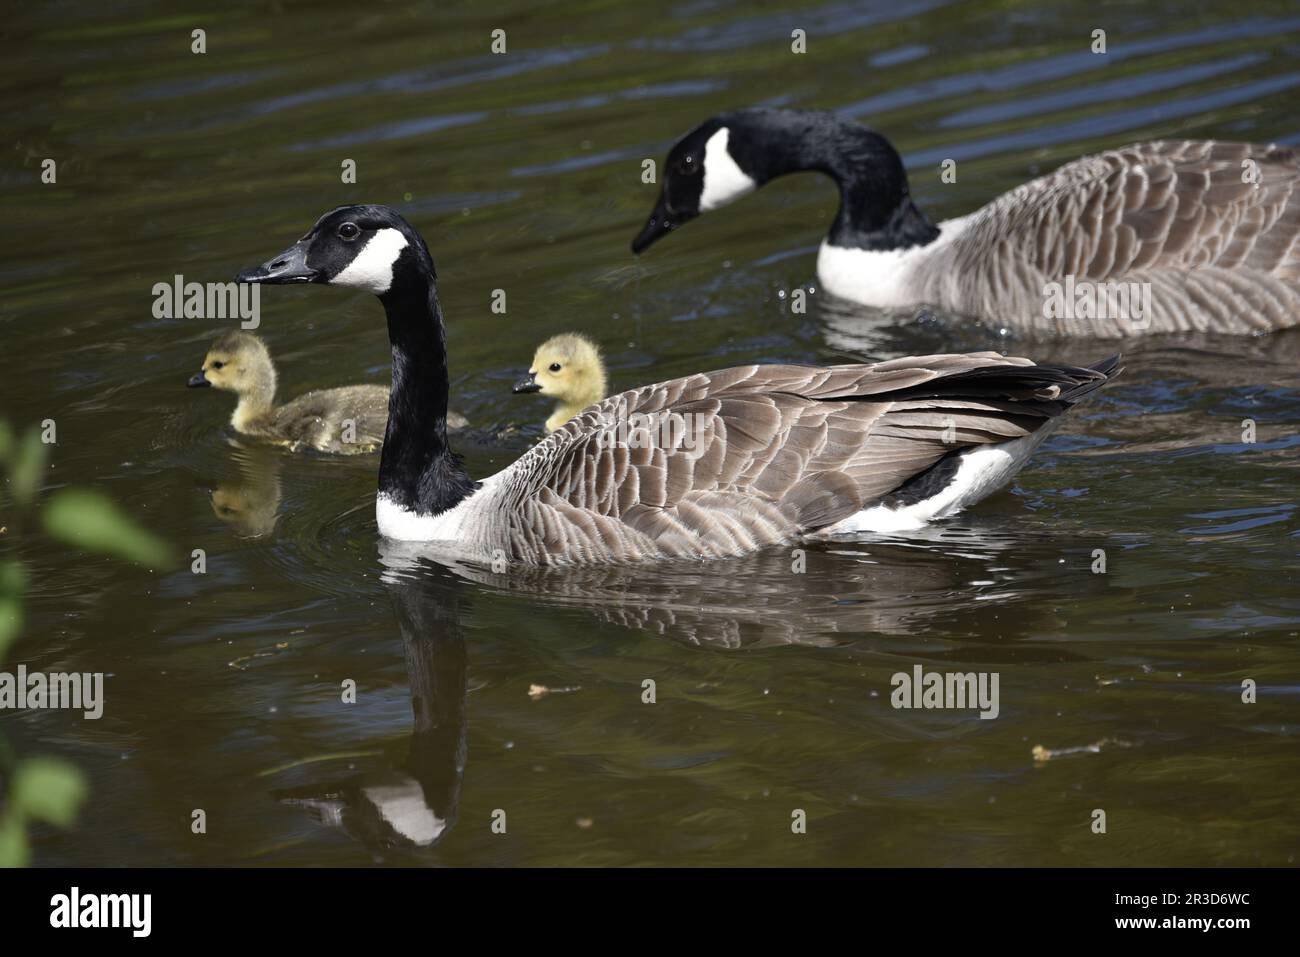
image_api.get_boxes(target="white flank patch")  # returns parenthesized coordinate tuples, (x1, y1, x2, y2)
(331, 227, 409, 294)
(699, 128, 757, 212)
(376, 492, 465, 541)
(816, 214, 973, 308)
(821, 431, 1048, 535)
(374, 467, 513, 544)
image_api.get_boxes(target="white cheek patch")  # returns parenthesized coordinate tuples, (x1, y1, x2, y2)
(699, 127, 757, 212)
(330, 228, 409, 294)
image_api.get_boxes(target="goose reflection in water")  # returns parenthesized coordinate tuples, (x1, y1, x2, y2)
(273, 555, 468, 855)
(271, 514, 1114, 856)
(385, 516, 1083, 651)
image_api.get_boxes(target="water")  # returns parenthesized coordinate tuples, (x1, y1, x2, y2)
(3, 0, 1298, 866)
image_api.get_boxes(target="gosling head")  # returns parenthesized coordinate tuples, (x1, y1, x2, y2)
(234, 204, 433, 297)
(187, 331, 274, 395)
(513, 333, 607, 432)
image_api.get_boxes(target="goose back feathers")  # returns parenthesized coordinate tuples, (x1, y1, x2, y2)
(908, 140, 1300, 336)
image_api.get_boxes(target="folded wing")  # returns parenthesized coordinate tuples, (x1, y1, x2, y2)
(946, 141, 1300, 334)
(493, 354, 1115, 563)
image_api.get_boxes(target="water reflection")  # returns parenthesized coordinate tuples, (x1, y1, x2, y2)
(273, 558, 468, 856)
(394, 521, 1074, 650)
(207, 442, 284, 538)
(818, 294, 1300, 389)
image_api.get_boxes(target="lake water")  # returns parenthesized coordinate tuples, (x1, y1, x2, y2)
(4, 0, 1298, 865)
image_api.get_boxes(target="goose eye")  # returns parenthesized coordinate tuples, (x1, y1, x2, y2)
(673, 154, 700, 176)
(337, 222, 360, 241)
(548, 363, 562, 373)
(212, 361, 225, 370)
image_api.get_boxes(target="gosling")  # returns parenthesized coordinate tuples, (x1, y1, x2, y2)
(187, 331, 467, 453)
(512, 333, 607, 432)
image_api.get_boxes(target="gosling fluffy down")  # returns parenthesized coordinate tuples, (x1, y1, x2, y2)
(512, 333, 607, 432)
(187, 331, 467, 454)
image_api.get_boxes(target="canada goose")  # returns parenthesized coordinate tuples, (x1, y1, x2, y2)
(235, 204, 1120, 565)
(186, 330, 468, 453)
(512, 333, 608, 432)
(633, 108, 1300, 337)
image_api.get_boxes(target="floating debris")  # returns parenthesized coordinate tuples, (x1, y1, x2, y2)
(528, 683, 581, 700)
(1032, 737, 1134, 763)
(228, 640, 292, 670)
(228, 651, 275, 670)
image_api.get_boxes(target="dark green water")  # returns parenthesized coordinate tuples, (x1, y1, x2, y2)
(3, 0, 1299, 865)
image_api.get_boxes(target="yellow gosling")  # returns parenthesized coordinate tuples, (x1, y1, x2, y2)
(187, 330, 391, 454)
(512, 333, 607, 432)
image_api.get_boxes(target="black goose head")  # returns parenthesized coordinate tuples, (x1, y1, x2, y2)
(235, 204, 435, 297)
(632, 114, 747, 253)
(632, 108, 936, 253)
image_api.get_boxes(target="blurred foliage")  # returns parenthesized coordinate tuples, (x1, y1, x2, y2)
(0, 561, 25, 666)
(43, 489, 172, 568)
(0, 759, 89, 868)
(0, 419, 175, 866)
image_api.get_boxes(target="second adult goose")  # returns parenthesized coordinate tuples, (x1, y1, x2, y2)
(632, 109, 1300, 337)
(236, 204, 1119, 566)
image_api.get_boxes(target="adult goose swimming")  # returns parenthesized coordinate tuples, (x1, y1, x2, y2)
(632, 108, 1300, 338)
(236, 204, 1119, 566)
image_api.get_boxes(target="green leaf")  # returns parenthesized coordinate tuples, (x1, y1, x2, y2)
(11, 757, 88, 828)
(42, 489, 174, 567)
(0, 596, 21, 664)
(0, 560, 24, 597)
(0, 561, 26, 659)
(0, 813, 30, 869)
(8, 427, 48, 506)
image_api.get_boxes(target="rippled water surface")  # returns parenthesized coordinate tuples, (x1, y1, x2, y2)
(4, 0, 1299, 865)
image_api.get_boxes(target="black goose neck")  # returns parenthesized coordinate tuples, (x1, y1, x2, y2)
(741, 111, 940, 252)
(377, 258, 475, 515)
